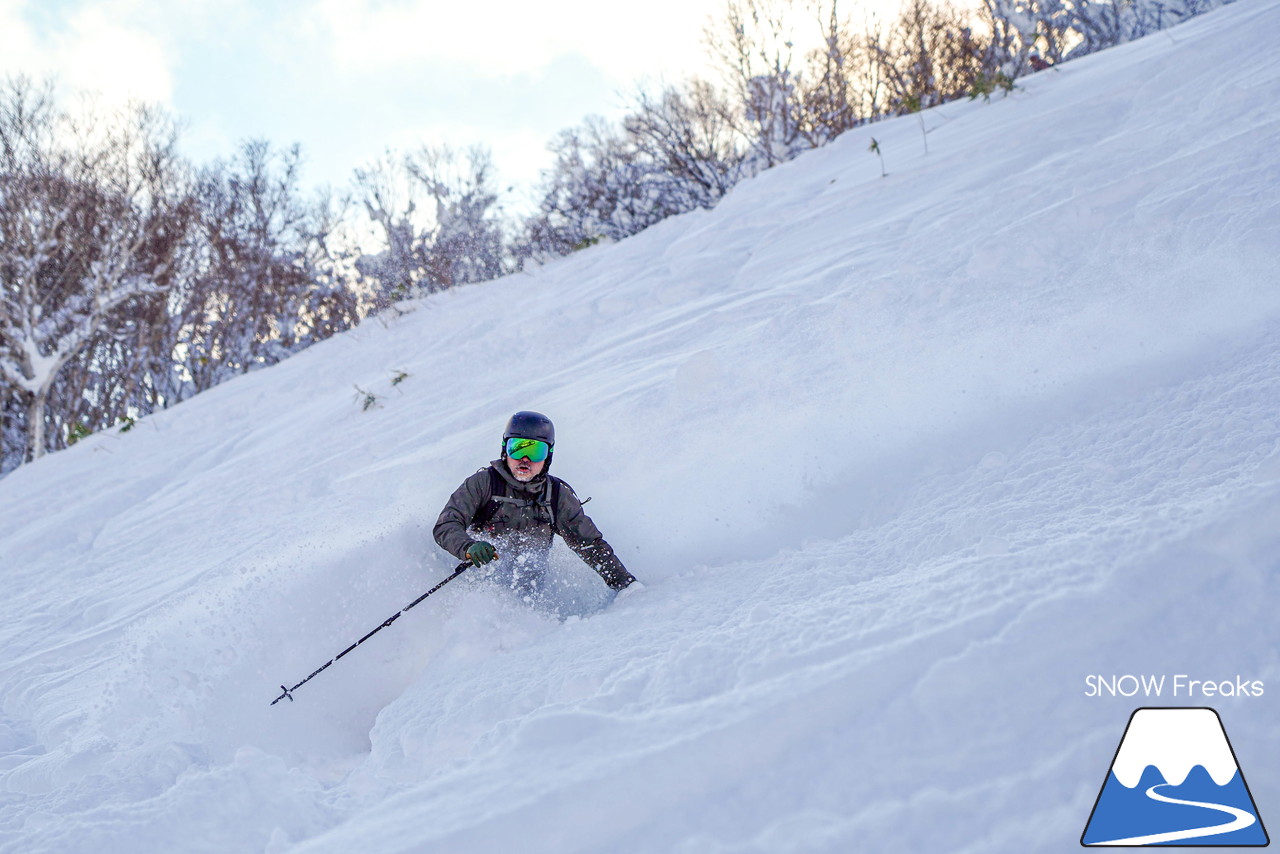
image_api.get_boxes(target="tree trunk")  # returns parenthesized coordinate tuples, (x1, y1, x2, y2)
(25, 385, 47, 462)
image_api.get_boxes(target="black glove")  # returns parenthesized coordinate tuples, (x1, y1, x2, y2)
(465, 541, 498, 567)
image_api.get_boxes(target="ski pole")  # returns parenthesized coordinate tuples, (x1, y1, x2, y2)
(270, 559, 472, 706)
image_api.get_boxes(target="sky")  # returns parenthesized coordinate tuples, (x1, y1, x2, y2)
(0, 0, 737, 203)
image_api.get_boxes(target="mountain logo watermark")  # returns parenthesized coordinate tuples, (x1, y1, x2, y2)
(1081, 707, 1269, 847)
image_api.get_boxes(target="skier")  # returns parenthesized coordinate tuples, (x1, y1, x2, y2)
(433, 411, 639, 597)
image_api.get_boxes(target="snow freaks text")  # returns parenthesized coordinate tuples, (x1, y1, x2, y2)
(1085, 675, 1265, 699)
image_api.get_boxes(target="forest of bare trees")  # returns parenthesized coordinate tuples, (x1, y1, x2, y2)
(0, 80, 363, 471)
(0, 0, 1223, 474)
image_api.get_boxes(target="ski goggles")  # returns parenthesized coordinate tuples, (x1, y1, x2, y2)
(505, 437, 551, 462)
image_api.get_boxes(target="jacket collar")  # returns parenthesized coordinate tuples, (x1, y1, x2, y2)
(490, 459, 548, 493)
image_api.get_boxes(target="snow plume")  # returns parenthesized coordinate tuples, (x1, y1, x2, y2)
(1, 4, 1278, 853)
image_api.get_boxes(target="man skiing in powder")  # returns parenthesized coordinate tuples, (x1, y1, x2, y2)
(434, 411, 638, 596)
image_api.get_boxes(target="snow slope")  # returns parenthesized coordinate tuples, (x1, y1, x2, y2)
(3, 3, 1279, 851)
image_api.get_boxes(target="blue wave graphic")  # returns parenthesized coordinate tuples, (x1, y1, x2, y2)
(1083, 764, 1268, 846)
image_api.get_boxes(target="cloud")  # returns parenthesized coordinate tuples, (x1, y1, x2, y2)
(61, 4, 174, 104)
(0, 0, 174, 106)
(0, 1, 55, 82)
(309, 0, 723, 82)
(0, 0, 731, 193)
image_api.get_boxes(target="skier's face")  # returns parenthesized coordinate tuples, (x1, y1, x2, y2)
(506, 454, 545, 482)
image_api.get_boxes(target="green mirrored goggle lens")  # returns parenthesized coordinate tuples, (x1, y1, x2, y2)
(505, 437, 550, 462)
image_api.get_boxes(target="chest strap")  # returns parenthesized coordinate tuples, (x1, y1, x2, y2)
(475, 467, 559, 530)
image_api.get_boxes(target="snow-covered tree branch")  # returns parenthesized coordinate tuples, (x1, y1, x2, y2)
(354, 144, 510, 301)
(0, 78, 192, 462)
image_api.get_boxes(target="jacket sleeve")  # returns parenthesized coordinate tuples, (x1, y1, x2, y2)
(554, 480, 637, 591)
(433, 469, 492, 560)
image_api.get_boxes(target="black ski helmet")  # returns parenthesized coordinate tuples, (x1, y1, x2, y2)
(501, 411, 555, 464)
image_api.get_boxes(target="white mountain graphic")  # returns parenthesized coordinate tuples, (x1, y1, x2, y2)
(1082, 707, 1269, 847)
(1112, 707, 1239, 787)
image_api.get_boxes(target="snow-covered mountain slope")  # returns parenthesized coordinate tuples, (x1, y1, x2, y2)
(3, 3, 1279, 852)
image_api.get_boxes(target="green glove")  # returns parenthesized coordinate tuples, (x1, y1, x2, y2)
(465, 541, 497, 567)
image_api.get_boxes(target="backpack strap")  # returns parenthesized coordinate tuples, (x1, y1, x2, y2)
(471, 466, 506, 528)
(547, 477, 560, 531)
(472, 467, 560, 530)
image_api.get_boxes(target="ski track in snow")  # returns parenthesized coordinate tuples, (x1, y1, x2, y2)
(3, 3, 1280, 852)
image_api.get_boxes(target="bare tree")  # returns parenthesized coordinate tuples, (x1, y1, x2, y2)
(705, 0, 811, 169)
(796, 0, 863, 145)
(405, 144, 509, 291)
(867, 0, 989, 114)
(1, 391, 23, 473)
(354, 144, 510, 301)
(353, 150, 426, 304)
(978, 0, 1224, 72)
(978, 0, 1077, 70)
(625, 79, 750, 209)
(520, 117, 682, 261)
(0, 78, 194, 464)
(300, 188, 365, 341)
(173, 140, 358, 396)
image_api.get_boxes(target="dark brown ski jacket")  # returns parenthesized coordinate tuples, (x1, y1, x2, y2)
(433, 460, 636, 590)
